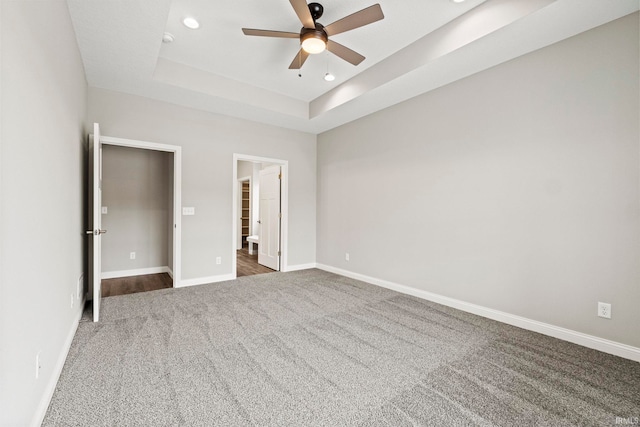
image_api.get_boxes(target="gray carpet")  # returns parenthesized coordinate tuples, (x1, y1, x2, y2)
(43, 269, 639, 426)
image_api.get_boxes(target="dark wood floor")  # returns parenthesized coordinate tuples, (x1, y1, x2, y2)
(101, 249, 273, 298)
(101, 273, 173, 297)
(237, 246, 275, 277)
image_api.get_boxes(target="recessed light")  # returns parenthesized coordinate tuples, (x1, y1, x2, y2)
(183, 17, 200, 29)
(324, 72, 335, 82)
(451, 0, 465, 2)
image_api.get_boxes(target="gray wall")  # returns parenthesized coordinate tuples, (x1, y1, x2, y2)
(87, 87, 317, 280)
(101, 145, 172, 274)
(0, 1, 87, 425)
(317, 13, 640, 348)
(237, 160, 253, 179)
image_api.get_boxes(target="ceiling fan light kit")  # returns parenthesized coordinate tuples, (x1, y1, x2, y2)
(242, 0, 384, 70)
(301, 26, 328, 54)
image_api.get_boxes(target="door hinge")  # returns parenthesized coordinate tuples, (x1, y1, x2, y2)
(278, 212, 282, 219)
(278, 173, 282, 180)
(277, 251, 281, 256)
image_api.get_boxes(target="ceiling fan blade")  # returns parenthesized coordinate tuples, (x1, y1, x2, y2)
(290, 0, 315, 29)
(325, 4, 384, 36)
(242, 28, 300, 38)
(327, 40, 365, 66)
(288, 49, 310, 69)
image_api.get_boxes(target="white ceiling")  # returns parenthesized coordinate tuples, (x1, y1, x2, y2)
(67, 0, 639, 134)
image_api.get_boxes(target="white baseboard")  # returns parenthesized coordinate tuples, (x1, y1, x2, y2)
(316, 263, 640, 363)
(166, 267, 174, 280)
(101, 266, 171, 279)
(283, 262, 317, 272)
(32, 298, 84, 427)
(176, 273, 236, 288)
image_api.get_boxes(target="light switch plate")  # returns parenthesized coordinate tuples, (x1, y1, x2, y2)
(101, 206, 108, 214)
(182, 207, 195, 216)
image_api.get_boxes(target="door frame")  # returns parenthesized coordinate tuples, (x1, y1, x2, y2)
(98, 135, 183, 286)
(232, 154, 288, 278)
(88, 124, 102, 321)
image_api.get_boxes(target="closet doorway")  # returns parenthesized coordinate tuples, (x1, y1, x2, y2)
(232, 154, 289, 278)
(99, 137, 182, 297)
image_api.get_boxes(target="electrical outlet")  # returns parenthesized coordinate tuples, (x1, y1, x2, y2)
(35, 352, 41, 379)
(216, 256, 222, 265)
(345, 253, 350, 261)
(130, 252, 136, 260)
(597, 302, 611, 319)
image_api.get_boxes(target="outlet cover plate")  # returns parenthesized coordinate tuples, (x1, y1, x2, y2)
(598, 302, 611, 319)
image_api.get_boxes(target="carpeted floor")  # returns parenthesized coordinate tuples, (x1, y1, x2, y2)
(43, 269, 639, 426)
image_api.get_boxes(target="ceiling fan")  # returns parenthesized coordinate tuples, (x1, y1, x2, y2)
(242, 0, 384, 70)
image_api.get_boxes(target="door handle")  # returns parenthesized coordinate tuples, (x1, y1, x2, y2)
(85, 229, 107, 235)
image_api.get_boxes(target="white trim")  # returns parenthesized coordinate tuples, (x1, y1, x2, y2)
(101, 266, 172, 280)
(100, 135, 179, 153)
(99, 135, 182, 288)
(32, 301, 84, 427)
(176, 274, 236, 288)
(283, 263, 317, 272)
(232, 154, 289, 279)
(316, 264, 640, 363)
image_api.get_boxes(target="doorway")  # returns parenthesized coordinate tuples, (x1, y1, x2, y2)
(88, 132, 182, 319)
(100, 145, 174, 297)
(232, 154, 289, 278)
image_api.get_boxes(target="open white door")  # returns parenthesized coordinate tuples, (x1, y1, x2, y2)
(87, 123, 105, 322)
(258, 165, 281, 270)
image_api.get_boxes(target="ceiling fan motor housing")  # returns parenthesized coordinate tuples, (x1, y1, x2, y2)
(308, 2, 324, 20)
